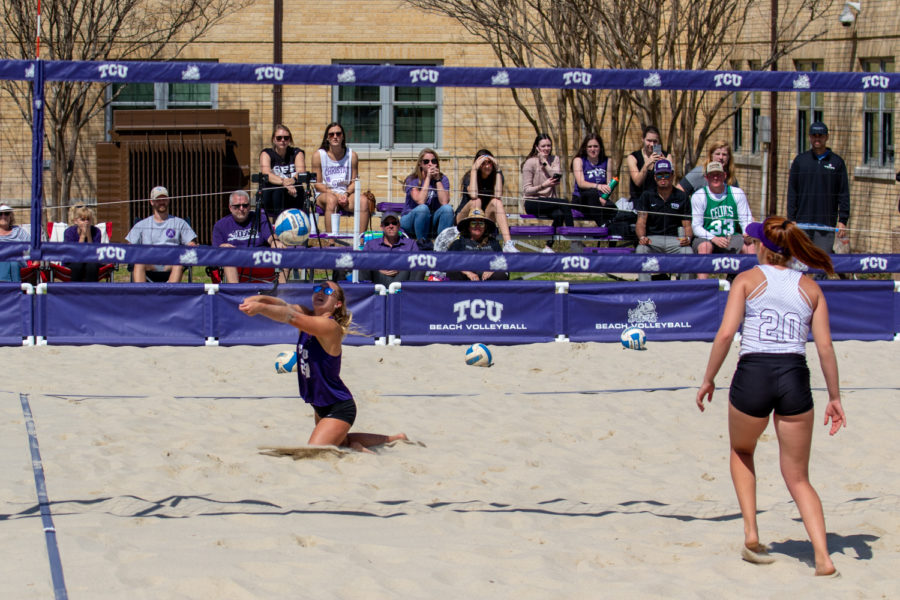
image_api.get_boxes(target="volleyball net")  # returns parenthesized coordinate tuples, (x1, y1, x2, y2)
(0, 59, 898, 276)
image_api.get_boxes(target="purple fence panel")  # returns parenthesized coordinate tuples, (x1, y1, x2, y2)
(388, 281, 558, 345)
(566, 280, 723, 342)
(0, 284, 31, 345)
(821, 280, 896, 341)
(211, 283, 383, 346)
(38, 283, 209, 346)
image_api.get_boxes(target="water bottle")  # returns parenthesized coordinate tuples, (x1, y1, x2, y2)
(600, 177, 619, 200)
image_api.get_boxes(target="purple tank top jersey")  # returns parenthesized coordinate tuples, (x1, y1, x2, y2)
(296, 331, 353, 407)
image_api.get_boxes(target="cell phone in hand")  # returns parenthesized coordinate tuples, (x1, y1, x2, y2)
(551, 173, 562, 180)
(653, 144, 662, 155)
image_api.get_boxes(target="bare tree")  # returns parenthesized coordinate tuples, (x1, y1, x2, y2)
(0, 0, 253, 219)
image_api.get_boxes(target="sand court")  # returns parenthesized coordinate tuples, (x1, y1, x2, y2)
(1, 341, 898, 599)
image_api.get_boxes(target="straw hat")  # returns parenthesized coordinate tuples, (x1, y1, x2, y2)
(457, 209, 497, 237)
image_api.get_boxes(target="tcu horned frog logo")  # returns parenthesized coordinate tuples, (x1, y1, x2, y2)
(628, 299, 658, 324)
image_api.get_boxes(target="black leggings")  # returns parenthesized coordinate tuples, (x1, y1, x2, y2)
(573, 188, 618, 226)
(524, 197, 574, 227)
(66, 262, 100, 282)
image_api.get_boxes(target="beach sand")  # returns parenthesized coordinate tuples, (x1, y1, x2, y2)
(1, 340, 898, 599)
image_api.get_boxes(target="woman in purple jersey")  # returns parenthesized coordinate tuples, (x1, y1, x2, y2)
(240, 281, 406, 452)
(696, 217, 845, 577)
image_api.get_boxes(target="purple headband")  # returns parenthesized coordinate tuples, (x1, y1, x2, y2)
(745, 219, 786, 254)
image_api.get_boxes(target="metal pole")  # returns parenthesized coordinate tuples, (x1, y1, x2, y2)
(30, 60, 45, 255)
(351, 179, 361, 283)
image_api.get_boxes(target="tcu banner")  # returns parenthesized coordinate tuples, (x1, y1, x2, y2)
(566, 280, 724, 342)
(388, 281, 560, 345)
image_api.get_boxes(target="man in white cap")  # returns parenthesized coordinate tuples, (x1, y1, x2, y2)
(125, 186, 197, 282)
(690, 161, 754, 279)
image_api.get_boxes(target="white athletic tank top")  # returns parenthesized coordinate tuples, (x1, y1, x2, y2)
(740, 265, 813, 356)
(317, 148, 353, 194)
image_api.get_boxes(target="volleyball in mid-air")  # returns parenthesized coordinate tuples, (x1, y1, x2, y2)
(274, 209, 310, 246)
(274, 351, 298, 373)
(465, 343, 493, 367)
(620, 327, 647, 350)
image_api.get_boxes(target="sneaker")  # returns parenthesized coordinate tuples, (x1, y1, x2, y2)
(503, 240, 519, 253)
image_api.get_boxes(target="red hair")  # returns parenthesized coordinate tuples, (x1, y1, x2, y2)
(760, 216, 835, 277)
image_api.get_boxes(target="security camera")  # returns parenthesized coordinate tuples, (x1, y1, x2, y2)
(840, 1, 861, 27)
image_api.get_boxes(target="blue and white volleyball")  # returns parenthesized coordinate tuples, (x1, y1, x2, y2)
(274, 351, 298, 373)
(274, 209, 310, 246)
(465, 343, 493, 367)
(620, 327, 647, 350)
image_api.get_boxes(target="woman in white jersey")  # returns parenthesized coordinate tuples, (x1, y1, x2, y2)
(312, 122, 368, 236)
(696, 216, 846, 577)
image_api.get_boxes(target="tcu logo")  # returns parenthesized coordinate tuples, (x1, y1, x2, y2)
(563, 71, 592, 86)
(252, 250, 282, 266)
(96, 247, 126, 261)
(453, 299, 503, 323)
(561, 256, 589, 270)
(862, 75, 889, 89)
(407, 254, 437, 268)
(859, 256, 887, 270)
(712, 256, 740, 271)
(99, 64, 128, 78)
(713, 73, 742, 87)
(410, 68, 439, 84)
(254, 66, 284, 81)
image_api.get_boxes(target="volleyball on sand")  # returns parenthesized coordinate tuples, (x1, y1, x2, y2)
(274, 351, 298, 373)
(273, 209, 310, 246)
(465, 343, 493, 367)
(620, 327, 647, 350)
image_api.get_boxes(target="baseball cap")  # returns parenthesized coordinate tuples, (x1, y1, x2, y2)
(705, 161, 725, 175)
(654, 159, 673, 174)
(381, 211, 400, 224)
(809, 122, 828, 135)
(150, 186, 169, 200)
(0, 203, 13, 213)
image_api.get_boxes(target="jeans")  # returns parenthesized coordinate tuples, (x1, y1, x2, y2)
(0, 261, 21, 283)
(400, 203, 455, 240)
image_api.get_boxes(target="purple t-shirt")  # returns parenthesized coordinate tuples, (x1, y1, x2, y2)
(212, 212, 274, 247)
(64, 225, 102, 244)
(572, 157, 609, 200)
(362, 235, 416, 252)
(403, 175, 451, 215)
(296, 331, 353, 408)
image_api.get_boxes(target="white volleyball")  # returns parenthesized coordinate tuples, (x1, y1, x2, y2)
(620, 327, 647, 350)
(273, 209, 310, 246)
(465, 343, 493, 367)
(275, 351, 298, 373)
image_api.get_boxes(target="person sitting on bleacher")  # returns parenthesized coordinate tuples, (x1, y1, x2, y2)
(401, 149, 455, 241)
(64, 204, 104, 282)
(634, 159, 694, 282)
(125, 186, 197, 283)
(572, 133, 617, 227)
(358, 211, 420, 286)
(0, 204, 29, 283)
(446, 209, 508, 282)
(456, 149, 517, 252)
(213, 190, 283, 284)
(521, 134, 574, 229)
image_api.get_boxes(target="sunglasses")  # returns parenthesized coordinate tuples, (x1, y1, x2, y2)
(468, 220, 486, 227)
(312, 284, 335, 296)
(655, 172, 672, 179)
(382, 219, 399, 227)
(421, 158, 438, 165)
(327, 131, 343, 138)
(274, 135, 291, 141)
(230, 203, 250, 209)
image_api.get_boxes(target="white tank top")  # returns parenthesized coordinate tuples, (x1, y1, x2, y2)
(740, 265, 813, 356)
(317, 148, 353, 194)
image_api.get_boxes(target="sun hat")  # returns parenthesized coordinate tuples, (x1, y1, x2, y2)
(457, 209, 497, 237)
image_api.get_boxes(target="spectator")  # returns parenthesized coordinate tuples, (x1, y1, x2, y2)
(125, 186, 198, 283)
(313, 122, 368, 236)
(521, 134, 573, 229)
(359, 211, 419, 286)
(259, 124, 306, 218)
(571, 133, 617, 227)
(634, 159, 693, 282)
(447, 209, 508, 281)
(787, 122, 850, 254)
(691, 162, 754, 280)
(213, 190, 282, 284)
(457, 149, 517, 252)
(0, 204, 29, 283)
(401, 148, 455, 241)
(64, 204, 103, 282)
(627, 125, 673, 203)
(677, 140, 740, 198)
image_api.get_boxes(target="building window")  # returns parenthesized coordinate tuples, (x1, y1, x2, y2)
(731, 62, 743, 153)
(795, 60, 824, 154)
(862, 58, 894, 167)
(105, 82, 217, 141)
(749, 62, 763, 154)
(333, 62, 442, 150)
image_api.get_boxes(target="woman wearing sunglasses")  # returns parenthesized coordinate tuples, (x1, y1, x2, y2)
(240, 281, 406, 452)
(259, 124, 306, 216)
(401, 148, 455, 240)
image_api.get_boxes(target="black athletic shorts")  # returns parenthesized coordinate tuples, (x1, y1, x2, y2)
(313, 398, 357, 426)
(729, 353, 814, 418)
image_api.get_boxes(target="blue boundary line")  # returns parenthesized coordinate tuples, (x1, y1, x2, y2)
(19, 393, 68, 600)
